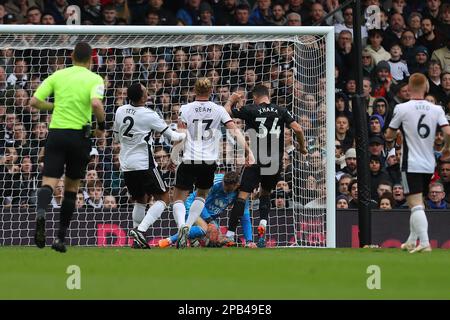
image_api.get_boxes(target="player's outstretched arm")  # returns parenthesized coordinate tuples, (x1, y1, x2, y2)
(289, 121, 308, 154)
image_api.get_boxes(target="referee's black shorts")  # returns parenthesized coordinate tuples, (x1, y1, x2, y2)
(43, 129, 92, 180)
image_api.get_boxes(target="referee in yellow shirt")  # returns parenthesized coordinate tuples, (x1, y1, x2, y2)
(30, 42, 105, 253)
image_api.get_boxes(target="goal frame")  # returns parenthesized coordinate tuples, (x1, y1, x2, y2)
(0, 25, 335, 248)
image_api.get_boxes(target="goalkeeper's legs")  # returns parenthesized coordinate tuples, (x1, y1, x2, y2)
(162, 226, 207, 248)
(35, 182, 54, 248)
(225, 192, 249, 244)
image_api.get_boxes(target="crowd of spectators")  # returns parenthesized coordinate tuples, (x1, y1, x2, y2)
(0, 0, 449, 212)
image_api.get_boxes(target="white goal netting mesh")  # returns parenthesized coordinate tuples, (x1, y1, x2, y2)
(0, 31, 329, 247)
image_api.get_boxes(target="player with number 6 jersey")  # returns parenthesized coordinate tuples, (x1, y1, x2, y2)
(113, 83, 186, 249)
(386, 73, 450, 253)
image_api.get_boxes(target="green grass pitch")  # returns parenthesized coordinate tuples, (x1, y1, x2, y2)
(0, 247, 449, 300)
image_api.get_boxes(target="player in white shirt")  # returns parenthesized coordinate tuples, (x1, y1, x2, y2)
(386, 73, 450, 253)
(113, 83, 186, 248)
(171, 78, 253, 249)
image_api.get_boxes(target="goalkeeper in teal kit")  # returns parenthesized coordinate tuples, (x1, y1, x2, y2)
(159, 171, 256, 248)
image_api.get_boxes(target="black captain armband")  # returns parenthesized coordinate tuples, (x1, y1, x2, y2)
(97, 121, 106, 131)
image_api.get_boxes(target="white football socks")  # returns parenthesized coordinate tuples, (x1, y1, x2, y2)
(406, 211, 418, 244)
(186, 197, 205, 227)
(138, 200, 166, 233)
(173, 200, 186, 229)
(411, 205, 430, 247)
(132, 203, 146, 228)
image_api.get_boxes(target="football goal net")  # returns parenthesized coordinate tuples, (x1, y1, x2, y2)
(0, 25, 335, 248)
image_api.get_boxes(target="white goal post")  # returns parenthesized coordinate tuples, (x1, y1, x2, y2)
(0, 25, 335, 248)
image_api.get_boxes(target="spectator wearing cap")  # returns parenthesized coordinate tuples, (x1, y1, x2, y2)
(336, 194, 349, 209)
(386, 147, 401, 184)
(368, 135, 386, 166)
(249, 0, 273, 26)
(337, 148, 357, 180)
(365, 29, 391, 65)
(426, 182, 450, 209)
(431, 38, 450, 73)
(41, 12, 55, 25)
(388, 43, 410, 81)
(372, 60, 394, 98)
(199, 1, 214, 26)
(417, 17, 445, 55)
(176, 0, 201, 25)
(369, 154, 390, 200)
(409, 45, 430, 74)
(3, 12, 18, 24)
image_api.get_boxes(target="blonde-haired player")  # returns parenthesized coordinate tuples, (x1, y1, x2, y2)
(386, 73, 450, 253)
(170, 77, 253, 249)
